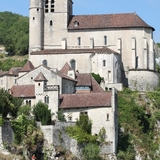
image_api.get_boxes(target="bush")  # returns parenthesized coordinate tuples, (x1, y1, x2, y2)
(82, 143, 101, 160)
(17, 105, 31, 116)
(57, 109, 66, 121)
(32, 101, 51, 125)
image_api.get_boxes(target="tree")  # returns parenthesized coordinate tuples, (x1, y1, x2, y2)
(91, 73, 102, 84)
(0, 88, 22, 118)
(32, 101, 51, 125)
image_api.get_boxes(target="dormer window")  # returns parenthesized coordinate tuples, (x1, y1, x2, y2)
(74, 21, 79, 27)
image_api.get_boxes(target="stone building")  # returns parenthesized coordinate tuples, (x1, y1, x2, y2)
(29, 0, 159, 91)
(10, 61, 118, 153)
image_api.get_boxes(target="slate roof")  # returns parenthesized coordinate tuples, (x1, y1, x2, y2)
(30, 47, 118, 55)
(21, 61, 35, 72)
(59, 92, 112, 109)
(34, 72, 48, 81)
(11, 85, 35, 98)
(68, 13, 154, 30)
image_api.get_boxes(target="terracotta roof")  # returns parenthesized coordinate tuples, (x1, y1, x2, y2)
(21, 61, 35, 72)
(60, 62, 72, 75)
(9, 67, 22, 75)
(76, 73, 104, 93)
(59, 92, 112, 109)
(34, 72, 48, 81)
(58, 71, 77, 82)
(30, 47, 118, 55)
(68, 13, 154, 30)
(11, 85, 35, 98)
(76, 73, 92, 86)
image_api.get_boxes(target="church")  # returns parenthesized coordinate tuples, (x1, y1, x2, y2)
(29, 0, 159, 91)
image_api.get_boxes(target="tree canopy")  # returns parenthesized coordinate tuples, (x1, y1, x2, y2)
(0, 12, 29, 56)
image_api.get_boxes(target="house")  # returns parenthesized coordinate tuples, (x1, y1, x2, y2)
(10, 60, 118, 153)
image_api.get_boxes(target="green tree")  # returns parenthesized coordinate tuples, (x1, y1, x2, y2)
(32, 101, 51, 125)
(91, 73, 102, 84)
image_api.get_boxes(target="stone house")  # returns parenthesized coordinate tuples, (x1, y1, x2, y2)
(9, 60, 118, 153)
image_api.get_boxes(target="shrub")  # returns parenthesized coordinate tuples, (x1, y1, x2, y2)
(82, 143, 101, 160)
(17, 105, 31, 116)
(57, 109, 66, 121)
(32, 101, 51, 125)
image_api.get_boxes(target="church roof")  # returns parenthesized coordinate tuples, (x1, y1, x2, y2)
(30, 47, 118, 55)
(59, 62, 72, 75)
(21, 61, 35, 72)
(11, 85, 35, 98)
(34, 72, 48, 81)
(68, 13, 154, 31)
(59, 92, 112, 109)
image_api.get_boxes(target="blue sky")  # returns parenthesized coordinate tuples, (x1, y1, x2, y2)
(0, 0, 160, 42)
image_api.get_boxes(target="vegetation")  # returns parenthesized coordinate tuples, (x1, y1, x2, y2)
(117, 88, 160, 159)
(32, 101, 52, 125)
(0, 56, 27, 71)
(0, 12, 29, 56)
(57, 109, 66, 121)
(0, 88, 23, 118)
(157, 43, 160, 48)
(91, 73, 102, 84)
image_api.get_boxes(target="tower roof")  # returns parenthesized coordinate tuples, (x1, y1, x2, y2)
(34, 72, 48, 81)
(21, 61, 35, 72)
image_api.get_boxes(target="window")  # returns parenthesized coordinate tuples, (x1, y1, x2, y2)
(68, 113, 72, 121)
(42, 60, 48, 66)
(103, 60, 106, 67)
(77, 37, 81, 46)
(104, 36, 107, 46)
(50, 20, 53, 26)
(45, 0, 49, 13)
(33, 17, 35, 20)
(51, 0, 55, 12)
(37, 8, 39, 11)
(44, 95, 49, 104)
(38, 83, 40, 86)
(136, 56, 138, 69)
(70, 59, 76, 70)
(106, 113, 109, 121)
(26, 100, 31, 106)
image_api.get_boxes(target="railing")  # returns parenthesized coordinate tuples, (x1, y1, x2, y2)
(44, 85, 59, 91)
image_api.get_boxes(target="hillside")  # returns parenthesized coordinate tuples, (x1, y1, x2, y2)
(0, 12, 29, 56)
(117, 88, 160, 160)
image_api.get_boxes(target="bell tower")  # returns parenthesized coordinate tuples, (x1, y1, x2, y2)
(43, 0, 73, 49)
(29, 0, 44, 53)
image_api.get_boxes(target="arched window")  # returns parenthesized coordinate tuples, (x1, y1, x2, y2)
(50, 20, 53, 26)
(44, 95, 49, 104)
(103, 60, 106, 67)
(42, 60, 48, 66)
(104, 36, 107, 46)
(70, 59, 76, 70)
(77, 37, 81, 46)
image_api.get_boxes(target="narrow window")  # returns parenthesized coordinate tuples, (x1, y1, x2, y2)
(50, 20, 53, 26)
(26, 100, 28, 105)
(38, 83, 40, 86)
(104, 36, 107, 46)
(29, 100, 31, 106)
(51, 0, 55, 12)
(45, 95, 49, 104)
(136, 56, 138, 69)
(33, 17, 35, 20)
(106, 113, 109, 121)
(70, 59, 76, 70)
(78, 37, 81, 46)
(45, 0, 49, 13)
(103, 60, 106, 67)
(37, 8, 39, 12)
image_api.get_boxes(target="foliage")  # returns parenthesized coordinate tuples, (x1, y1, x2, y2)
(17, 105, 31, 116)
(57, 109, 66, 121)
(0, 58, 27, 71)
(0, 12, 29, 56)
(32, 101, 51, 125)
(11, 114, 43, 147)
(91, 73, 102, 84)
(82, 143, 101, 160)
(66, 125, 97, 144)
(98, 127, 106, 143)
(157, 43, 160, 48)
(156, 64, 160, 72)
(0, 88, 23, 118)
(117, 89, 160, 159)
(0, 115, 3, 126)
(76, 114, 92, 134)
(66, 113, 97, 144)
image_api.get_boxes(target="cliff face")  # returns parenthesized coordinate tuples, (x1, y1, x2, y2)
(117, 89, 160, 160)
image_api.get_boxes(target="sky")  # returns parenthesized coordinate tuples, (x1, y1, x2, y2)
(0, 0, 160, 43)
